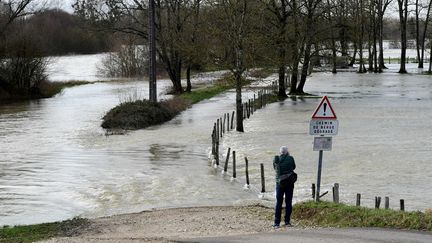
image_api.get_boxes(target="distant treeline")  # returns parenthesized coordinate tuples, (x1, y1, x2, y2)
(0, 3, 114, 100)
(10, 9, 112, 56)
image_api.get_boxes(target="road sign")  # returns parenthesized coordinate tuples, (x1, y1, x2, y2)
(309, 119, 338, 135)
(312, 96, 337, 119)
(313, 137, 332, 151)
(310, 96, 338, 202)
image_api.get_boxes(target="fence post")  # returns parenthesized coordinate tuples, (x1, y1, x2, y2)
(224, 148, 231, 172)
(231, 111, 235, 130)
(333, 183, 339, 203)
(249, 100, 251, 117)
(260, 163, 265, 193)
(232, 151, 236, 178)
(220, 117, 223, 137)
(215, 140, 219, 166)
(312, 183, 316, 199)
(245, 157, 250, 186)
(211, 132, 215, 156)
(216, 119, 220, 140)
(385, 197, 389, 209)
(400, 199, 405, 211)
(227, 113, 230, 132)
(356, 193, 361, 206)
(375, 196, 381, 209)
(223, 114, 226, 134)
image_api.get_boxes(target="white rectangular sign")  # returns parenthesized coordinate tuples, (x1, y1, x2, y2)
(313, 137, 332, 151)
(309, 119, 338, 135)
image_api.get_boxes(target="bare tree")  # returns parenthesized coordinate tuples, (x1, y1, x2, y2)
(261, 0, 290, 97)
(211, 0, 258, 132)
(74, 0, 199, 94)
(0, 0, 33, 36)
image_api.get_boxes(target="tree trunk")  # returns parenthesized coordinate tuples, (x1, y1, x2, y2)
(278, 65, 287, 97)
(429, 38, 432, 73)
(398, 0, 408, 74)
(358, 0, 366, 73)
(378, 7, 385, 72)
(166, 56, 183, 93)
(297, 43, 312, 94)
(277, 30, 287, 97)
(186, 65, 192, 92)
(420, 0, 432, 70)
(349, 43, 357, 67)
(235, 72, 243, 132)
(289, 62, 299, 94)
(367, 2, 374, 72)
(415, 0, 422, 68)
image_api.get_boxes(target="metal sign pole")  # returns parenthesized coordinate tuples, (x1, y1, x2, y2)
(316, 150, 323, 201)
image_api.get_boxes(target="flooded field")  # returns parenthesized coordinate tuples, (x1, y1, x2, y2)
(1, 54, 431, 226)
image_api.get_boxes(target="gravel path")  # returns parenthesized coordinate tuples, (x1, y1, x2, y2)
(40, 205, 432, 243)
(41, 205, 276, 243)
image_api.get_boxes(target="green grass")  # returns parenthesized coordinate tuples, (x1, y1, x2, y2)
(0, 218, 89, 243)
(179, 84, 230, 104)
(293, 201, 432, 231)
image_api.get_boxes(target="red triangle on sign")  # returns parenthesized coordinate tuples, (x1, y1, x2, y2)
(312, 96, 337, 119)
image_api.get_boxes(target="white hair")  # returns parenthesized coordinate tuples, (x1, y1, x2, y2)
(280, 146, 289, 155)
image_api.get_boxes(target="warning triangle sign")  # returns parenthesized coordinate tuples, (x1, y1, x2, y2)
(312, 96, 337, 119)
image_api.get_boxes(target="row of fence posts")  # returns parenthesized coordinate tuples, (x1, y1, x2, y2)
(211, 83, 278, 166)
(216, 146, 267, 193)
(386, 56, 432, 64)
(312, 183, 405, 211)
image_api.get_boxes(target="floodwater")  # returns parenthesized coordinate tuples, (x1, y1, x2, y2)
(1, 54, 431, 226)
(224, 69, 432, 212)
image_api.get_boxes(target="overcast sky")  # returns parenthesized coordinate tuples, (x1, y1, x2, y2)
(48, 0, 74, 13)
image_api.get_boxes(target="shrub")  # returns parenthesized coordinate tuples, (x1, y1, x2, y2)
(98, 45, 147, 78)
(102, 100, 176, 130)
(0, 36, 48, 97)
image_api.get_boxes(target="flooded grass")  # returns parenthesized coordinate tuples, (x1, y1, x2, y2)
(101, 74, 254, 130)
(0, 80, 91, 102)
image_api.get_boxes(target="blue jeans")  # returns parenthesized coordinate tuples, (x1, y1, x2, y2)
(274, 184, 294, 225)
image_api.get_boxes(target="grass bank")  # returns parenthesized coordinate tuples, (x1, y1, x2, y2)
(293, 201, 432, 231)
(0, 218, 89, 243)
(0, 80, 90, 102)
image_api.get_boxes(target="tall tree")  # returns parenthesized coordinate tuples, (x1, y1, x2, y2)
(262, 0, 290, 98)
(212, 0, 257, 132)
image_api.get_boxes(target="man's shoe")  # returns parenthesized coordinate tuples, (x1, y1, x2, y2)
(284, 222, 293, 227)
(272, 224, 280, 229)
